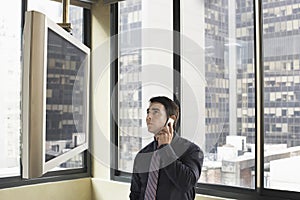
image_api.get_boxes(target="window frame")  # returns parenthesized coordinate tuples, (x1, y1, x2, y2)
(110, 0, 300, 199)
(0, 0, 92, 189)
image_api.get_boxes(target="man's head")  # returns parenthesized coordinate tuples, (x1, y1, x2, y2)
(146, 96, 179, 134)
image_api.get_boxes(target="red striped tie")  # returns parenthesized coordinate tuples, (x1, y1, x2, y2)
(144, 151, 160, 200)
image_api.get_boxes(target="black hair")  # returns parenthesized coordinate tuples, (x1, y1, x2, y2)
(149, 96, 180, 131)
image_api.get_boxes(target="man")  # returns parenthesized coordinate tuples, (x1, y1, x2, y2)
(130, 96, 204, 200)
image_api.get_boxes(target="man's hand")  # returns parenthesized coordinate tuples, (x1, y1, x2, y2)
(155, 122, 173, 148)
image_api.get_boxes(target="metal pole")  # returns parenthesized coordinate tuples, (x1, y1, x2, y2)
(62, 0, 69, 23)
(58, 0, 72, 33)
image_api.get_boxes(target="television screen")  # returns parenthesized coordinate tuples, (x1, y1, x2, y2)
(22, 10, 90, 179)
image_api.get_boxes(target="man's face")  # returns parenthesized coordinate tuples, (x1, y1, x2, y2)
(146, 102, 168, 134)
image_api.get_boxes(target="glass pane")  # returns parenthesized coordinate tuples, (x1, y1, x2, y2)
(0, 1, 22, 178)
(28, 0, 83, 42)
(181, 0, 255, 188)
(118, 0, 173, 172)
(263, 1, 300, 192)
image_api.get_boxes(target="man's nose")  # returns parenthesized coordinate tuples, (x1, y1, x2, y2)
(146, 114, 151, 120)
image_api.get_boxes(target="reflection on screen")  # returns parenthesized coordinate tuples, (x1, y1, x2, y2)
(45, 28, 87, 162)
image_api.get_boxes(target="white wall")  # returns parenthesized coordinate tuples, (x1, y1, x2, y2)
(0, 178, 91, 200)
(91, 0, 111, 180)
(91, 178, 234, 200)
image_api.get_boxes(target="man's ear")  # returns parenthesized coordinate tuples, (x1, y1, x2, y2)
(169, 115, 177, 130)
(170, 115, 176, 121)
(170, 115, 176, 125)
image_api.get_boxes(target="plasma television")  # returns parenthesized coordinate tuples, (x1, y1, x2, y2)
(22, 11, 90, 179)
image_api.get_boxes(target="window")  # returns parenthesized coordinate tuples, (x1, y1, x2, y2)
(0, 0, 91, 188)
(263, 0, 300, 194)
(181, 0, 255, 189)
(0, 0, 22, 179)
(113, 0, 300, 199)
(115, 0, 173, 173)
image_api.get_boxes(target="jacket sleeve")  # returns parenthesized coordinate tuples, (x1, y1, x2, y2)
(129, 158, 142, 200)
(158, 143, 204, 192)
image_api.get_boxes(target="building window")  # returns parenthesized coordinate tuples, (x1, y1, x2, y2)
(0, 0, 22, 179)
(263, 0, 300, 193)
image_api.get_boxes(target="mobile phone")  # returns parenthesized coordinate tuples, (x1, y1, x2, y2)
(165, 118, 174, 129)
(166, 118, 174, 133)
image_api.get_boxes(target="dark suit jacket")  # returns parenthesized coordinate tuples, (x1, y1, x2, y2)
(130, 132, 204, 200)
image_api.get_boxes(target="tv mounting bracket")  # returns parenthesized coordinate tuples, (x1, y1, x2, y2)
(57, 0, 72, 33)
